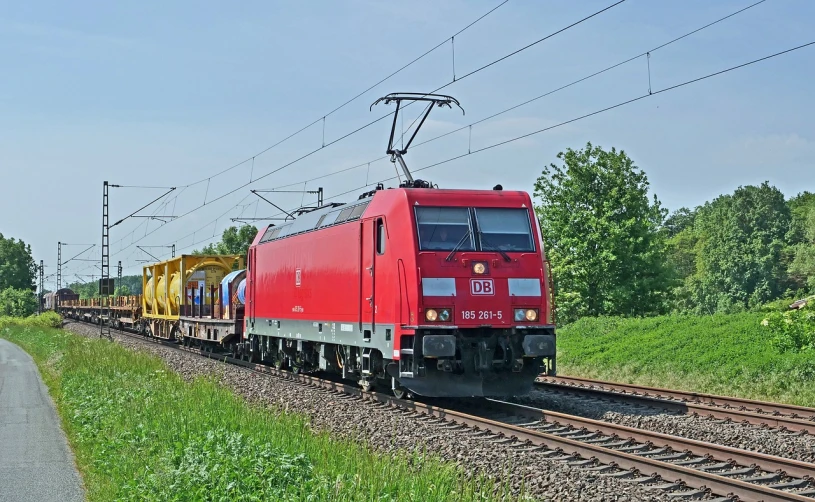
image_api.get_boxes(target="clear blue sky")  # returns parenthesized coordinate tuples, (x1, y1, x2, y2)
(1, 0, 813, 286)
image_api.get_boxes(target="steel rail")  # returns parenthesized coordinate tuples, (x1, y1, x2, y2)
(64, 319, 815, 502)
(479, 399, 815, 480)
(426, 402, 815, 502)
(537, 376, 815, 431)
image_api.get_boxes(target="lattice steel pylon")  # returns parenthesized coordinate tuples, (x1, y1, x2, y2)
(57, 242, 62, 290)
(100, 181, 112, 339)
(39, 260, 44, 315)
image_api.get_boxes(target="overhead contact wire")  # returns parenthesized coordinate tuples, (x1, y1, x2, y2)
(115, 1, 623, 256)
(206, 0, 767, 204)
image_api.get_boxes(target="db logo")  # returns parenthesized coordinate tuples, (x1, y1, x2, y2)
(470, 279, 494, 296)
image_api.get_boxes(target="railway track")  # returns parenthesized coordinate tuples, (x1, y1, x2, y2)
(536, 376, 815, 435)
(450, 398, 815, 502)
(68, 320, 815, 502)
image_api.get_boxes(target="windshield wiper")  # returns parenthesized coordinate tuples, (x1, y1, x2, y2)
(445, 230, 472, 261)
(478, 232, 511, 262)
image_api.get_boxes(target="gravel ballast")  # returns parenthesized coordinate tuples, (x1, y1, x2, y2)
(512, 388, 815, 464)
(63, 321, 744, 501)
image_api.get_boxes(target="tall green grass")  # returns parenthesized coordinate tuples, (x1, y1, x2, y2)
(557, 312, 815, 407)
(1, 325, 513, 501)
(0, 310, 62, 329)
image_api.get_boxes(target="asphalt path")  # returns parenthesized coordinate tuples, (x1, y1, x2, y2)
(0, 338, 84, 502)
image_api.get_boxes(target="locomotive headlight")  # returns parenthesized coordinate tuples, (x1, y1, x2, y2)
(514, 308, 539, 322)
(473, 262, 487, 275)
(438, 309, 451, 322)
(425, 309, 438, 322)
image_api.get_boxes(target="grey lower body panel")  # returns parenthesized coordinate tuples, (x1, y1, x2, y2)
(247, 317, 396, 356)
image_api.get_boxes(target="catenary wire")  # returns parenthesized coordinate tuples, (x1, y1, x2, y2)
(162, 0, 512, 190)
(119, 0, 773, 270)
(107, 2, 509, 252)
(169, 37, 813, 254)
(112, 2, 623, 260)
(177, 0, 770, 209)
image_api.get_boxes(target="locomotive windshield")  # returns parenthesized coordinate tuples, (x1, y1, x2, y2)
(473, 207, 535, 252)
(416, 207, 474, 251)
(416, 206, 535, 252)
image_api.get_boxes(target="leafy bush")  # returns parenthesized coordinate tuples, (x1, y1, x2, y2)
(762, 298, 815, 352)
(0, 287, 37, 317)
(754, 296, 800, 313)
(0, 311, 62, 329)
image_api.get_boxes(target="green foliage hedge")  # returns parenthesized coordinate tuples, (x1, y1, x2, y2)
(761, 297, 815, 352)
(0, 311, 61, 329)
(0, 287, 38, 317)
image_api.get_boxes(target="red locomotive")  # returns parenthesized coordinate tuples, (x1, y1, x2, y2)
(241, 94, 556, 397)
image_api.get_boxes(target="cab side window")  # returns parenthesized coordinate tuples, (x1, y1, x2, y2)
(376, 218, 385, 255)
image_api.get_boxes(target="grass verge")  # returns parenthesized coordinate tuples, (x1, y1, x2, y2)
(1, 324, 513, 501)
(557, 312, 815, 407)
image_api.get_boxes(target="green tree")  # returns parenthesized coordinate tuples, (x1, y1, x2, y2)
(664, 207, 696, 238)
(65, 274, 142, 299)
(787, 191, 815, 244)
(688, 182, 790, 312)
(193, 225, 257, 257)
(788, 204, 815, 292)
(0, 287, 38, 317)
(534, 142, 672, 323)
(0, 233, 37, 292)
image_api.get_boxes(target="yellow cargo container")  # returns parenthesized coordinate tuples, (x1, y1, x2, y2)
(141, 254, 244, 338)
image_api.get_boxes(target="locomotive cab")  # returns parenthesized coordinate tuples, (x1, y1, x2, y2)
(387, 189, 557, 397)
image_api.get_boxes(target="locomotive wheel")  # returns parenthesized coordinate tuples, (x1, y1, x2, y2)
(392, 379, 409, 399)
